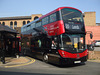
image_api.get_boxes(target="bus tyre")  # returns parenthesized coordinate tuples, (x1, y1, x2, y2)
(43, 54, 48, 63)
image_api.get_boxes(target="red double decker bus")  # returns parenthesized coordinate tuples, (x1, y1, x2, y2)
(21, 7, 89, 65)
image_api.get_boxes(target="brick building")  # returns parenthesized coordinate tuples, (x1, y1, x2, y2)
(83, 12, 100, 44)
(0, 14, 42, 36)
(84, 12, 96, 26)
(86, 26, 100, 44)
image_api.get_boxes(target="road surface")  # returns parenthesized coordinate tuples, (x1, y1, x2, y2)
(0, 57, 100, 75)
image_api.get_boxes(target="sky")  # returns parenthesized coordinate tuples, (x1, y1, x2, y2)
(0, 0, 100, 23)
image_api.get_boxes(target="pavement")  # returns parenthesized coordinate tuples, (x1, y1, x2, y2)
(94, 47, 100, 51)
(0, 56, 35, 68)
(88, 59, 100, 63)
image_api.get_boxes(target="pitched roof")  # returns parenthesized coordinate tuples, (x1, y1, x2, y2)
(0, 24, 18, 34)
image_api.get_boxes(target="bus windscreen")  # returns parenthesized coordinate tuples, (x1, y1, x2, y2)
(61, 8, 85, 33)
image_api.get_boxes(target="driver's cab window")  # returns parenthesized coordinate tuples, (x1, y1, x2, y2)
(51, 37, 57, 49)
(60, 34, 72, 48)
(79, 37, 84, 49)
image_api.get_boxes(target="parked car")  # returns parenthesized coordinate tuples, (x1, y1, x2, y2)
(92, 40, 100, 47)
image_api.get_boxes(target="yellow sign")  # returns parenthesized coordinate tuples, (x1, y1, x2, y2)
(74, 43, 78, 48)
(66, 42, 72, 45)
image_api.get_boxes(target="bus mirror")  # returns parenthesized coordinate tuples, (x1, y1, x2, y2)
(90, 33, 93, 39)
(86, 31, 93, 39)
(83, 14, 85, 17)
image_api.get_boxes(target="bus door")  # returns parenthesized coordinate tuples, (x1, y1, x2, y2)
(31, 36, 43, 59)
(48, 36, 60, 63)
(37, 37, 51, 59)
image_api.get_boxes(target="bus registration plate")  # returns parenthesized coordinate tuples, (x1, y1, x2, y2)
(74, 61, 81, 64)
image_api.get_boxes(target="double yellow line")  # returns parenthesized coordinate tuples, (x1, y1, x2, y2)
(5, 57, 35, 68)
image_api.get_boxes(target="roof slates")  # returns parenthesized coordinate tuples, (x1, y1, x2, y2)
(0, 24, 18, 34)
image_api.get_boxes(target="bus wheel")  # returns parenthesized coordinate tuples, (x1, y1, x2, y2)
(43, 54, 48, 63)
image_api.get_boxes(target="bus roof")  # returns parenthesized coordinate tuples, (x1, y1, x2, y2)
(39, 7, 82, 20)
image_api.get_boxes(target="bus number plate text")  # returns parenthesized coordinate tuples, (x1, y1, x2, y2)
(74, 61, 81, 64)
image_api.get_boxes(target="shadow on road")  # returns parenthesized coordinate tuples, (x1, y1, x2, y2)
(0, 71, 73, 75)
(49, 62, 86, 68)
(23, 55, 86, 68)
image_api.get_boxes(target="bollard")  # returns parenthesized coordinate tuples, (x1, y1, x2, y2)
(1, 57, 5, 64)
(16, 55, 19, 58)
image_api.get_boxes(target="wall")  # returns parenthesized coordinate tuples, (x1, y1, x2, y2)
(88, 51, 100, 60)
(0, 19, 31, 28)
(85, 26, 100, 44)
(0, 14, 42, 34)
(31, 14, 42, 21)
(84, 12, 96, 26)
(0, 14, 42, 28)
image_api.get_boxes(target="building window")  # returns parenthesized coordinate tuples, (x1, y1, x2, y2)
(10, 21, 13, 28)
(27, 21, 30, 24)
(2, 22, 5, 25)
(34, 16, 39, 20)
(14, 21, 17, 28)
(23, 21, 26, 25)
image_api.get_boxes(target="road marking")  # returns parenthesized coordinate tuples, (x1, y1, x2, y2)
(4, 57, 35, 68)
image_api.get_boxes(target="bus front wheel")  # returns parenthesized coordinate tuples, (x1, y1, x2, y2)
(43, 54, 48, 63)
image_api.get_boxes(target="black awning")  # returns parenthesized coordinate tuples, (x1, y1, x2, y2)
(0, 24, 18, 34)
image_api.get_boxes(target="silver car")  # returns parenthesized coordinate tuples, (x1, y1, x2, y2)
(94, 40, 100, 47)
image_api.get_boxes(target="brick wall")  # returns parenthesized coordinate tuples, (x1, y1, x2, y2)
(0, 14, 42, 28)
(86, 26, 100, 60)
(88, 51, 100, 60)
(85, 26, 100, 44)
(84, 12, 96, 26)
